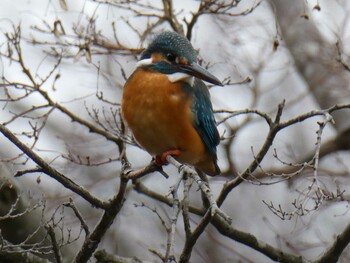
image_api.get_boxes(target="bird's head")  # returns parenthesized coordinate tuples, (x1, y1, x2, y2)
(137, 31, 222, 86)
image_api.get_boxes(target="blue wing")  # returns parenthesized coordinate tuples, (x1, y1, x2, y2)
(189, 79, 220, 159)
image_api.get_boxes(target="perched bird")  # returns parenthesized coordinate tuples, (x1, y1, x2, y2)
(122, 31, 222, 176)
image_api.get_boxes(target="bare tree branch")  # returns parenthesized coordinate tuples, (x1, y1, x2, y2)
(0, 123, 107, 209)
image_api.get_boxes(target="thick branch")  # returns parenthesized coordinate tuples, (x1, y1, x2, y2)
(212, 216, 309, 263)
(315, 220, 350, 263)
(94, 249, 152, 263)
(74, 174, 129, 263)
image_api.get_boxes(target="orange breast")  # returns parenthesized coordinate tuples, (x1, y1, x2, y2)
(121, 68, 209, 167)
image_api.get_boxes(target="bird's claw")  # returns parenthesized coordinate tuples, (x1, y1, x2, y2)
(155, 149, 181, 166)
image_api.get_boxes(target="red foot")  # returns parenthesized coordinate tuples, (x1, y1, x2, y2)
(155, 149, 181, 166)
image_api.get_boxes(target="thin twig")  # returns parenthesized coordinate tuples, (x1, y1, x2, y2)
(165, 178, 181, 262)
(63, 199, 90, 236)
(166, 155, 232, 224)
(182, 176, 192, 239)
(45, 225, 62, 263)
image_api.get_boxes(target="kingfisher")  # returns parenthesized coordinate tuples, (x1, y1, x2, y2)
(121, 31, 222, 176)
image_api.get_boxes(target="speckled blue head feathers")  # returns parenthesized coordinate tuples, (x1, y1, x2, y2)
(141, 31, 197, 63)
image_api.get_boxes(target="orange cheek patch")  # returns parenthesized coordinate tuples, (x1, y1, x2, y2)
(151, 53, 165, 62)
(178, 57, 189, 65)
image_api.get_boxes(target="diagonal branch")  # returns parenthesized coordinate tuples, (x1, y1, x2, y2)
(212, 216, 310, 263)
(217, 100, 285, 206)
(0, 123, 108, 209)
(74, 166, 129, 263)
(315, 220, 350, 263)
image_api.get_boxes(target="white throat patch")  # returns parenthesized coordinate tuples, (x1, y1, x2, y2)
(136, 58, 152, 68)
(167, 73, 195, 86)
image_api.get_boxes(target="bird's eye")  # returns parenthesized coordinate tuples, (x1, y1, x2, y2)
(166, 53, 177, 62)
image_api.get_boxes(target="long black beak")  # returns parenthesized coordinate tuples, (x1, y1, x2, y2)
(178, 63, 223, 86)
